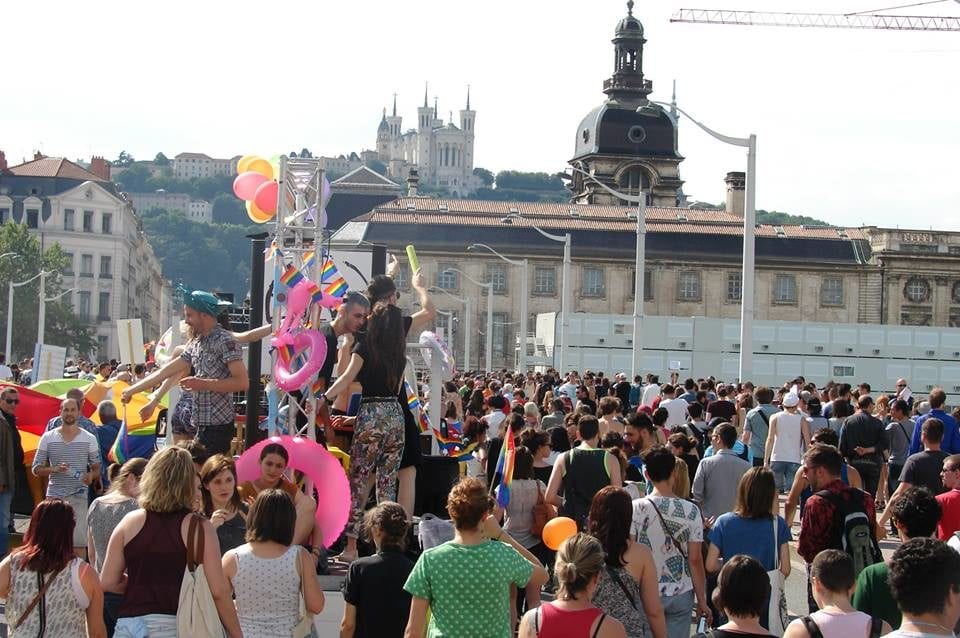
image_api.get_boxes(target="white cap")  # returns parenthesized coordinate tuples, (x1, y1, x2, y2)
(782, 392, 800, 408)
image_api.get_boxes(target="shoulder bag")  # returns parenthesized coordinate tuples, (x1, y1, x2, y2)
(292, 548, 315, 638)
(644, 497, 687, 559)
(177, 513, 226, 638)
(530, 481, 557, 536)
(766, 517, 789, 636)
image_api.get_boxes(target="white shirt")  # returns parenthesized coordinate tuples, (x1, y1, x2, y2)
(641, 383, 660, 408)
(0, 365, 11, 381)
(660, 397, 690, 428)
(558, 382, 578, 408)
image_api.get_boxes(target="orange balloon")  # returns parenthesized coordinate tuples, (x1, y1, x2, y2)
(246, 200, 274, 224)
(236, 154, 259, 174)
(246, 158, 273, 180)
(541, 516, 578, 550)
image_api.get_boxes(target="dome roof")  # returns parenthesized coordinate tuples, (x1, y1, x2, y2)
(573, 101, 680, 161)
(616, 1, 643, 37)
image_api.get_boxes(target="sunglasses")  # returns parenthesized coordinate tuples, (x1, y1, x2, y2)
(3, 399, 18, 405)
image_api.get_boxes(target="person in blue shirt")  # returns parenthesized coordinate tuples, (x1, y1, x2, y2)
(94, 400, 122, 488)
(908, 389, 959, 455)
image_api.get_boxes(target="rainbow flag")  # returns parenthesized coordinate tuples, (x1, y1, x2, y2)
(279, 264, 305, 288)
(324, 278, 348, 298)
(320, 258, 349, 298)
(492, 421, 516, 507)
(302, 250, 317, 269)
(404, 382, 420, 411)
(109, 416, 156, 464)
(319, 258, 338, 282)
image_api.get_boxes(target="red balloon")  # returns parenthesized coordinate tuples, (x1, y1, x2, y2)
(254, 180, 279, 214)
(233, 171, 268, 201)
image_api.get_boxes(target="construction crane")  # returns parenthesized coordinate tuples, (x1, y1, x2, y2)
(672, 0, 960, 31)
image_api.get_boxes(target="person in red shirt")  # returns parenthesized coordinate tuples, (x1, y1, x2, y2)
(936, 454, 960, 541)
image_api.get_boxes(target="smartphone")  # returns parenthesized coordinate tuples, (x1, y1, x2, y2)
(696, 615, 707, 634)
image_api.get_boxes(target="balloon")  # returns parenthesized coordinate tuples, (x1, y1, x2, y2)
(271, 330, 327, 392)
(246, 158, 273, 179)
(317, 293, 344, 309)
(542, 516, 578, 550)
(234, 171, 268, 200)
(236, 154, 260, 174)
(254, 180, 279, 214)
(246, 200, 273, 224)
(235, 435, 350, 548)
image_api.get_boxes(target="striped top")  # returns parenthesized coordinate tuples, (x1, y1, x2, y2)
(32, 428, 100, 497)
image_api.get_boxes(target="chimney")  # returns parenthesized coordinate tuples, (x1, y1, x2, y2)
(90, 156, 111, 181)
(33, 151, 44, 161)
(724, 171, 746, 217)
(407, 166, 420, 197)
(0, 151, 6, 171)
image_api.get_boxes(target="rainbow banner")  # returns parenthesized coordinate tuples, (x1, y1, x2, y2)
(302, 250, 317, 269)
(109, 412, 156, 464)
(492, 421, 516, 508)
(279, 264, 306, 289)
(320, 258, 349, 298)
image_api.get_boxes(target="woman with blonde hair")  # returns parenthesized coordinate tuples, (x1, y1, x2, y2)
(87, 458, 147, 635)
(101, 446, 242, 637)
(519, 533, 627, 638)
(671, 455, 691, 499)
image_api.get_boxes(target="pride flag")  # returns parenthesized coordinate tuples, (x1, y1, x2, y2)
(492, 421, 516, 508)
(109, 412, 156, 464)
(279, 264, 306, 289)
(320, 258, 349, 298)
(302, 250, 317, 269)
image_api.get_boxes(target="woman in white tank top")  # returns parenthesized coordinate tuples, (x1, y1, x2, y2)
(784, 549, 891, 638)
(764, 393, 812, 493)
(222, 489, 325, 638)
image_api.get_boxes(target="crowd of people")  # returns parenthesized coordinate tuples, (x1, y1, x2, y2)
(0, 256, 959, 637)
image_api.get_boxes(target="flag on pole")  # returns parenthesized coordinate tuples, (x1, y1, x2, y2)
(109, 407, 156, 464)
(492, 421, 516, 508)
(320, 258, 349, 298)
(279, 264, 306, 289)
(302, 250, 317, 269)
(264, 239, 278, 262)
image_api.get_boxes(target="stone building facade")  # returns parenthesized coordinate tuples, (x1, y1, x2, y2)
(0, 152, 172, 360)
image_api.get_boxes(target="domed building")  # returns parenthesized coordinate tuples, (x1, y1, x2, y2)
(569, 1, 684, 207)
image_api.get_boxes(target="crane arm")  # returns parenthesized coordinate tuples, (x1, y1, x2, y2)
(671, 8, 960, 31)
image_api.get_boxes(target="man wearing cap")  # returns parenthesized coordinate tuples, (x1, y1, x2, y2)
(122, 287, 248, 455)
(764, 391, 812, 494)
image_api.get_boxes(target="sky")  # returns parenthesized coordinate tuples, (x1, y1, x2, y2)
(4, 0, 959, 230)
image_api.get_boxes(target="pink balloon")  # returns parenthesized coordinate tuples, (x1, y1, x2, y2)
(233, 171, 268, 201)
(317, 293, 344, 309)
(253, 180, 279, 214)
(235, 435, 350, 548)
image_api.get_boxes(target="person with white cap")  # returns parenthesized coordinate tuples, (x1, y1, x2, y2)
(764, 391, 812, 494)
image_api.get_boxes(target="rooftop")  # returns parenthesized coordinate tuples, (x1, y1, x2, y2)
(3, 157, 108, 182)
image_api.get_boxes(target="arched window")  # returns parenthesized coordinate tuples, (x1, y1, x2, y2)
(616, 167, 652, 205)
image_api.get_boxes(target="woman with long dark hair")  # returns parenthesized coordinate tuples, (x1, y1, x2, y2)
(466, 389, 487, 419)
(321, 302, 409, 563)
(588, 486, 667, 638)
(0, 499, 107, 637)
(200, 454, 248, 555)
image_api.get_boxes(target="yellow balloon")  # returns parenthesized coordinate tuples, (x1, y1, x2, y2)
(236, 155, 260, 174)
(246, 200, 274, 224)
(246, 158, 273, 180)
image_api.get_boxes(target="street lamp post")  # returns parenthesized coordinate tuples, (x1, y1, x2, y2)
(6, 271, 47, 362)
(502, 214, 571, 374)
(429, 287, 473, 372)
(567, 167, 646, 379)
(443, 268, 493, 372)
(467, 244, 529, 373)
(639, 101, 757, 382)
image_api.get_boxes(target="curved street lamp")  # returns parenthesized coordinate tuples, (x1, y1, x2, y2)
(428, 286, 473, 372)
(467, 244, 529, 372)
(442, 268, 494, 372)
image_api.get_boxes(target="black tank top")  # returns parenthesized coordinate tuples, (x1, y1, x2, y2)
(118, 509, 191, 617)
(560, 447, 610, 529)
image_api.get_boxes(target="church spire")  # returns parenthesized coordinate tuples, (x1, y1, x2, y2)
(670, 80, 678, 120)
(434, 96, 438, 119)
(466, 84, 471, 110)
(423, 82, 429, 108)
(392, 92, 397, 117)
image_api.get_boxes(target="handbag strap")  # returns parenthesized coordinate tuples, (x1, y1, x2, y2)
(14, 563, 67, 629)
(186, 513, 204, 571)
(646, 498, 687, 559)
(591, 613, 607, 638)
(772, 515, 779, 570)
(605, 566, 638, 610)
(800, 616, 824, 638)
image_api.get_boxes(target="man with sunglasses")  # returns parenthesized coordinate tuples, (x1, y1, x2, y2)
(0, 387, 23, 557)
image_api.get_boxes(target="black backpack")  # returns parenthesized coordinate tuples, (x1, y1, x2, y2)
(815, 488, 882, 576)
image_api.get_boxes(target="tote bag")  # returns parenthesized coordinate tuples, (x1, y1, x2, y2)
(177, 514, 226, 638)
(766, 517, 789, 637)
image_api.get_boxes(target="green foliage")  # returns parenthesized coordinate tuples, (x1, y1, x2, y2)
(365, 159, 387, 175)
(0, 224, 96, 359)
(114, 150, 134, 167)
(473, 167, 495, 187)
(494, 171, 566, 192)
(114, 163, 152, 192)
(154, 152, 170, 166)
(755, 209, 832, 227)
(211, 194, 246, 225)
(138, 208, 260, 299)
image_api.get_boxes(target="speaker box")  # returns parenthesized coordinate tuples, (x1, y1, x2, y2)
(414, 455, 461, 518)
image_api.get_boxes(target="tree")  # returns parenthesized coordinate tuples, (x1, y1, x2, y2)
(494, 171, 566, 192)
(473, 167, 495, 187)
(212, 194, 244, 225)
(154, 152, 170, 166)
(114, 150, 135, 167)
(114, 163, 152, 192)
(0, 224, 96, 359)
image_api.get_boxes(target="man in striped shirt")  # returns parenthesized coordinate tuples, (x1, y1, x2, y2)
(32, 398, 100, 556)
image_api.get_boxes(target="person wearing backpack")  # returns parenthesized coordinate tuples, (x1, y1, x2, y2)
(797, 444, 882, 613)
(783, 550, 891, 638)
(743, 387, 777, 468)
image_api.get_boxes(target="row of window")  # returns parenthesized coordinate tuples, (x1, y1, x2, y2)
(63, 253, 113, 278)
(421, 262, 846, 307)
(903, 277, 960, 304)
(0, 207, 113, 233)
